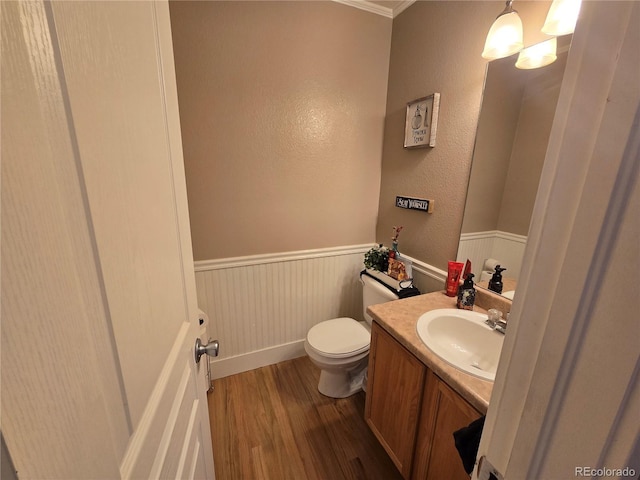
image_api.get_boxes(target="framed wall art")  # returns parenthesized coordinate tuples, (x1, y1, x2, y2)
(404, 93, 440, 148)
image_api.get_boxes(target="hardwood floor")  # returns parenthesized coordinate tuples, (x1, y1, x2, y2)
(207, 356, 404, 480)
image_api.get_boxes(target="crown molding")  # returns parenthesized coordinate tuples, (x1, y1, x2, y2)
(391, 0, 416, 17)
(332, 0, 416, 19)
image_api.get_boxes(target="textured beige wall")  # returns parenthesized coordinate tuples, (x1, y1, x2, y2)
(169, 1, 391, 260)
(378, 1, 551, 269)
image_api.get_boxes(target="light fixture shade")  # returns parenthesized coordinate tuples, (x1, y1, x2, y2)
(482, 11, 524, 60)
(515, 37, 557, 69)
(542, 0, 582, 36)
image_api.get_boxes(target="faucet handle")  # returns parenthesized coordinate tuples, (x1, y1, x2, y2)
(486, 308, 503, 328)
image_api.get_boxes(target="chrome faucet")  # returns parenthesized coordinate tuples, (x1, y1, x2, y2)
(485, 309, 507, 334)
(494, 318, 507, 334)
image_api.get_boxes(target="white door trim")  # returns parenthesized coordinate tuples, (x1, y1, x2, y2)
(475, 2, 640, 478)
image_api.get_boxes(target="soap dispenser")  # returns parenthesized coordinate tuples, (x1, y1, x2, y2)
(456, 273, 476, 310)
(488, 265, 506, 294)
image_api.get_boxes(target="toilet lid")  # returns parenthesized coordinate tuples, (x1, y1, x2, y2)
(306, 317, 370, 358)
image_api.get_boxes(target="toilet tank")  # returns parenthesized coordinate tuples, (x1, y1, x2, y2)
(362, 274, 398, 324)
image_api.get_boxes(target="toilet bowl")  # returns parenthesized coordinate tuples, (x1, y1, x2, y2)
(304, 274, 399, 398)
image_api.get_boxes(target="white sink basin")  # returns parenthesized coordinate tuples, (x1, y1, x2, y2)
(416, 309, 504, 381)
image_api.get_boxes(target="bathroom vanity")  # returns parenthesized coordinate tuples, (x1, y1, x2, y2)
(364, 292, 505, 480)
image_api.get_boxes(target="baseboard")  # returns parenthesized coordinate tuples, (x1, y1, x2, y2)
(209, 340, 307, 380)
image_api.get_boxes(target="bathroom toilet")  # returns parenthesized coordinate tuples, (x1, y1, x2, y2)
(304, 274, 399, 398)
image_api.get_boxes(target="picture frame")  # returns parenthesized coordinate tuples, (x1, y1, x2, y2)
(404, 93, 440, 148)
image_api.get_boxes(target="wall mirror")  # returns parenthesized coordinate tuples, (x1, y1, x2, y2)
(457, 35, 572, 299)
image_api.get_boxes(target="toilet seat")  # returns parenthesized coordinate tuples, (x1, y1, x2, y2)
(306, 317, 370, 358)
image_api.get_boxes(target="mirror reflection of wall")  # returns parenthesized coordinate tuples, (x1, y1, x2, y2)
(457, 35, 571, 297)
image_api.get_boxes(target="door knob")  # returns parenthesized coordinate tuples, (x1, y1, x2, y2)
(194, 338, 219, 364)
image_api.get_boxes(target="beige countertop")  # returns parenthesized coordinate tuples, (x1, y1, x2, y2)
(367, 291, 495, 414)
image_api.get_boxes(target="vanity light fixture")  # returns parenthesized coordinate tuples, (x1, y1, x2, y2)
(482, 0, 581, 69)
(515, 37, 557, 69)
(542, 0, 582, 36)
(481, 0, 524, 60)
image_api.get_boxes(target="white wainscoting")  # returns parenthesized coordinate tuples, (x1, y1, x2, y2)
(457, 231, 527, 280)
(195, 245, 369, 379)
(194, 245, 446, 379)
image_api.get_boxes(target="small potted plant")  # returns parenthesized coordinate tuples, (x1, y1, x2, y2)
(364, 244, 389, 273)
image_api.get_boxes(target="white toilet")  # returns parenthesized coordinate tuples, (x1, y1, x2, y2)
(304, 274, 399, 398)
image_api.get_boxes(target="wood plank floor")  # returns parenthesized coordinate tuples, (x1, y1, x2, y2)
(207, 356, 404, 480)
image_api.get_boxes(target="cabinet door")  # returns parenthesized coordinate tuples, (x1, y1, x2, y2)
(365, 323, 426, 479)
(412, 370, 481, 480)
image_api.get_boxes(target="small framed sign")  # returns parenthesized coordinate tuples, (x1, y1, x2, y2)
(396, 196, 434, 213)
(404, 93, 440, 149)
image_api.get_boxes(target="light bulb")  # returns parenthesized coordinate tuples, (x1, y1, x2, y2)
(542, 0, 582, 36)
(516, 37, 557, 69)
(482, 10, 524, 60)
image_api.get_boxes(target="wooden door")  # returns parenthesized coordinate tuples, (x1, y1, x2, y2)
(1, 1, 215, 478)
(365, 322, 426, 479)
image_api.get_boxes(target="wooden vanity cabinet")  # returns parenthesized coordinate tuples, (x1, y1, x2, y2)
(365, 322, 426, 479)
(412, 369, 481, 480)
(365, 322, 482, 480)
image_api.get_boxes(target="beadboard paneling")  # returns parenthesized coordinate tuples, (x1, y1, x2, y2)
(195, 246, 370, 377)
(457, 231, 527, 280)
(195, 246, 448, 379)
(492, 232, 527, 279)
